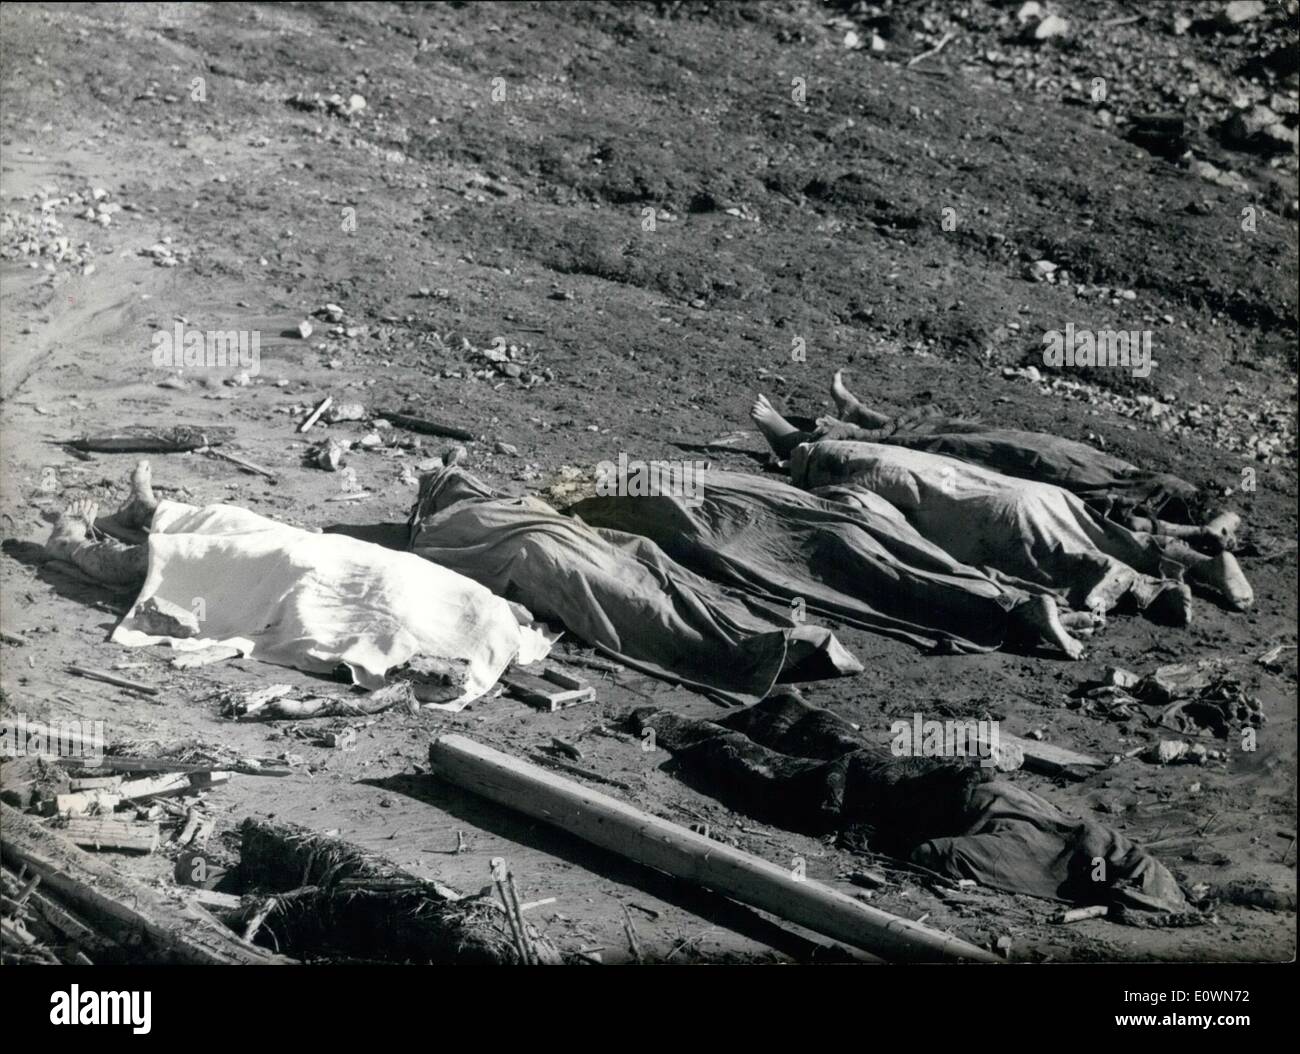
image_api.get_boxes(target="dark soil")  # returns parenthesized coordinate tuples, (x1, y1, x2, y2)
(1, 0, 1295, 963)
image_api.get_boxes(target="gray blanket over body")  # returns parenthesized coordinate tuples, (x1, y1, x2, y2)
(819, 413, 1208, 524)
(631, 692, 1187, 911)
(571, 468, 1029, 653)
(407, 468, 861, 705)
(789, 439, 1193, 618)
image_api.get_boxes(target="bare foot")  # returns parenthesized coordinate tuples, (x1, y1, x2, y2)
(95, 460, 159, 539)
(1019, 595, 1085, 660)
(120, 459, 158, 527)
(1193, 552, 1254, 611)
(1060, 607, 1106, 632)
(831, 369, 861, 418)
(750, 394, 799, 452)
(1203, 510, 1240, 553)
(47, 498, 99, 557)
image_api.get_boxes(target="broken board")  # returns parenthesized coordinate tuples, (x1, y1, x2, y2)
(501, 666, 595, 711)
(981, 730, 1105, 780)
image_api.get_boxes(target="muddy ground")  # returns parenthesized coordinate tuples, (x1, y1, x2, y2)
(0, 1, 1296, 963)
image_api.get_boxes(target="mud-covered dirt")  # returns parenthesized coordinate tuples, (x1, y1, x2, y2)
(1, 1, 1296, 963)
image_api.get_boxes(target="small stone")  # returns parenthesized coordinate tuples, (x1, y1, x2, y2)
(312, 438, 348, 471)
(494, 441, 518, 457)
(296, 320, 313, 339)
(1219, 1, 1265, 27)
(1103, 666, 1140, 689)
(324, 402, 367, 423)
(1029, 14, 1069, 41)
(1221, 105, 1294, 153)
(1026, 259, 1058, 281)
(443, 445, 467, 466)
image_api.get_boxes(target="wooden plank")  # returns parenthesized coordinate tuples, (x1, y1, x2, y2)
(118, 773, 191, 800)
(501, 671, 595, 711)
(203, 446, 277, 481)
(298, 395, 333, 433)
(68, 776, 122, 793)
(192, 889, 243, 912)
(54, 755, 293, 778)
(50, 791, 122, 817)
(171, 645, 242, 669)
(0, 803, 286, 964)
(429, 734, 998, 963)
(187, 771, 232, 791)
(27, 888, 115, 955)
(65, 425, 232, 453)
(986, 731, 1104, 779)
(66, 665, 160, 696)
(542, 665, 588, 691)
(373, 409, 474, 442)
(61, 817, 159, 854)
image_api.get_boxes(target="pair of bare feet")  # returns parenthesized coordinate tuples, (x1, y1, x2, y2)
(749, 370, 883, 458)
(46, 460, 158, 560)
(752, 374, 1253, 610)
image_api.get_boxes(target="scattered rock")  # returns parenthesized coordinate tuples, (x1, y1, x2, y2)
(1016, 2, 1043, 24)
(1220, 105, 1297, 154)
(1146, 739, 1207, 766)
(1025, 14, 1069, 42)
(324, 402, 367, 424)
(1217, 1, 1266, 29)
(1102, 666, 1141, 690)
(1025, 259, 1058, 282)
(308, 438, 349, 471)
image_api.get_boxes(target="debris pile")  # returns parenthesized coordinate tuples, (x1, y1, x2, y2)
(1003, 367, 1297, 465)
(1075, 659, 1265, 741)
(0, 185, 119, 274)
(139, 239, 191, 269)
(286, 91, 368, 118)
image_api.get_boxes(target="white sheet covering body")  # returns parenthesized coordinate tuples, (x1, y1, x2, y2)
(111, 500, 552, 708)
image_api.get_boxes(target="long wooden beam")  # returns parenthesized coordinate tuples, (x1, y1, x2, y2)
(428, 734, 998, 963)
(0, 804, 286, 965)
